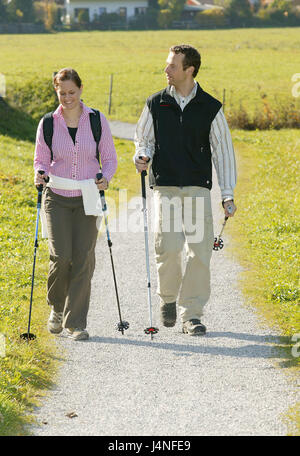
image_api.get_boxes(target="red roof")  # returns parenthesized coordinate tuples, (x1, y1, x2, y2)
(186, 0, 202, 5)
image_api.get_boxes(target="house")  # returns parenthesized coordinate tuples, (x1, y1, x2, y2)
(182, 0, 224, 20)
(64, 0, 148, 23)
(184, 0, 224, 13)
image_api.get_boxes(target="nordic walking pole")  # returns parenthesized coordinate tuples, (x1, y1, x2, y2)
(213, 204, 233, 251)
(20, 170, 46, 342)
(140, 164, 159, 340)
(96, 173, 129, 335)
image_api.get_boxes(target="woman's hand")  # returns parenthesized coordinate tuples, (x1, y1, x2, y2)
(34, 170, 48, 188)
(95, 175, 109, 191)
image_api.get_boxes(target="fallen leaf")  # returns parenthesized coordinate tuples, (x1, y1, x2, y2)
(66, 411, 78, 419)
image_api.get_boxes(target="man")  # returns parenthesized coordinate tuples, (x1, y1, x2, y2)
(134, 44, 237, 336)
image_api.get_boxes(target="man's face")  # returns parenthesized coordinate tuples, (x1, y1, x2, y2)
(164, 52, 191, 86)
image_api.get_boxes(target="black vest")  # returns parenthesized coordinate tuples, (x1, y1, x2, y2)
(147, 83, 222, 189)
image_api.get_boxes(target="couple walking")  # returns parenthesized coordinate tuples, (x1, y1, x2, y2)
(34, 44, 237, 341)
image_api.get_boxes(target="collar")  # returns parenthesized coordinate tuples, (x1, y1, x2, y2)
(169, 81, 197, 100)
(53, 101, 94, 121)
(161, 82, 205, 105)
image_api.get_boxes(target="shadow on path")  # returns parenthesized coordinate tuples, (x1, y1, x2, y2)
(73, 332, 292, 361)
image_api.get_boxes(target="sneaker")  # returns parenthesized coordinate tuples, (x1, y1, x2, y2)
(182, 319, 206, 336)
(160, 301, 176, 327)
(66, 328, 89, 341)
(47, 309, 63, 334)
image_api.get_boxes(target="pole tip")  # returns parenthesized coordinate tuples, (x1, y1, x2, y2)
(20, 333, 36, 341)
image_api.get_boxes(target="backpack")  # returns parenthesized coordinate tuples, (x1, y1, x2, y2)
(42, 108, 102, 165)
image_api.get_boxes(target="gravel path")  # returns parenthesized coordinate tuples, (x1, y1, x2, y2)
(31, 122, 299, 437)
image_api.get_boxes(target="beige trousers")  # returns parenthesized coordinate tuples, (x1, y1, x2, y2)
(153, 186, 214, 323)
(43, 188, 99, 329)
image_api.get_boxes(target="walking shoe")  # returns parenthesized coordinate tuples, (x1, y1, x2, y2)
(47, 309, 63, 334)
(160, 301, 177, 327)
(66, 328, 89, 341)
(182, 319, 206, 336)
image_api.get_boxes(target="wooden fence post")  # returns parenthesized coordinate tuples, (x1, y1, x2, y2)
(108, 74, 113, 115)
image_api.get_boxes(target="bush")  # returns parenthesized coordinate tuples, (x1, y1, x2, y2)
(93, 12, 125, 26)
(196, 8, 227, 27)
(77, 9, 89, 24)
(129, 8, 159, 29)
(8, 77, 58, 122)
(255, 0, 300, 26)
(6, 0, 35, 23)
(256, 7, 300, 26)
(223, 0, 253, 26)
(0, 0, 7, 23)
(34, 2, 62, 30)
(226, 94, 300, 130)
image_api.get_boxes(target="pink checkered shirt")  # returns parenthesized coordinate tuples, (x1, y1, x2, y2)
(34, 102, 118, 197)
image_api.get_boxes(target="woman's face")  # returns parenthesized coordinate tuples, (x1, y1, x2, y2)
(55, 79, 83, 111)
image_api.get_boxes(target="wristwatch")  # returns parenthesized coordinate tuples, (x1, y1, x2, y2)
(222, 198, 234, 208)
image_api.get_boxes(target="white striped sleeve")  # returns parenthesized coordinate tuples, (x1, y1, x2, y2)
(133, 103, 155, 162)
(210, 108, 237, 200)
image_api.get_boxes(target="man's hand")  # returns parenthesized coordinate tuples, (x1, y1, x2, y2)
(135, 156, 150, 173)
(223, 200, 237, 218)
(95, 176, 109, 191)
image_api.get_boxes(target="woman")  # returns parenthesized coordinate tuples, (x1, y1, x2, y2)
(34, 68, 117, 341)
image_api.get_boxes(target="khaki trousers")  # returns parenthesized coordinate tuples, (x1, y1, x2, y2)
(43, 188, 99, 329)
(153, 186, 214, 323)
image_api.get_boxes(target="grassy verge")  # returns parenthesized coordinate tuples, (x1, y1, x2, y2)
(229, 129, 300, 434)
(0, 29, 299, 125)
(230, 129, 299, 337)
(0, 133, 136, 436)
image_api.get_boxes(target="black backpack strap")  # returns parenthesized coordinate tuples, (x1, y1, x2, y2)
(42, 112, 54, 162)
(89, 109, 102, 165)
(42, 109, 102, 165)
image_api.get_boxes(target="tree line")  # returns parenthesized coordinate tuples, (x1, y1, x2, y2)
(0, 0, 299, 30)
(0, 0, 63, 30)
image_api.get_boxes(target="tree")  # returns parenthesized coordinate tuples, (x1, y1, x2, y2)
(196, 8, 227, 27)
(224, 0, 253, 26)
(157, 0, 186, 27)
(77, 9, 89, 25)
(0, 0, 7, 23)
(7, 0, 35, 22)
(256, 0, 300, 25)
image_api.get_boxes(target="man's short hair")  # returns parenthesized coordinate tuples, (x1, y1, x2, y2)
(170, 45, 201, 78)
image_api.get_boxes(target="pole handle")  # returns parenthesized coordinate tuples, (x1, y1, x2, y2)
(141, 171, 146, 200)
(139, 157, 147, 199)
(36, 170, 46, 205)
(139, 155, 148, 177)
(36, 170, 44, 192)
(96, 172, 105, 197)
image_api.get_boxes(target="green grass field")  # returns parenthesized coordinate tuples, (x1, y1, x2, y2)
(0, 28, 300, 123)
(0, 28, 299, 435)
